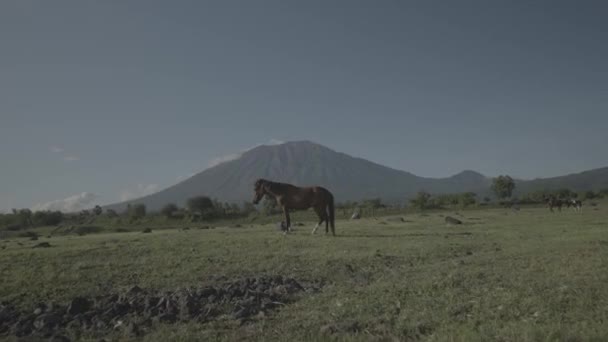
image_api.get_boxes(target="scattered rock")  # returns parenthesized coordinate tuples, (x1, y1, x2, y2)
(445, 216, 462, 225)
(67, 297, 92, 315)
(32, 242, 52, 248)
(33, 313, 61, 330)
(49, 334, 71, 342)
(320, 324, 338, 335)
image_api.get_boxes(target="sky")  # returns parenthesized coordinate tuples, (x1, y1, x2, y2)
(1, 0, 607, 212)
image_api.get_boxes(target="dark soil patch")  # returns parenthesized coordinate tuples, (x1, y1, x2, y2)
(0, 276, 322, 339)
(74, 226, 104, 236)
(18, 232, 39, 239)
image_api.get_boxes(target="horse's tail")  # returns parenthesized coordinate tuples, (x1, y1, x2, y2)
(327, 191, 335, 236)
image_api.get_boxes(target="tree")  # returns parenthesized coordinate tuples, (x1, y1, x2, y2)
(32, 211, 63, 226)
(459, 192, 477, 208)
(16, 209, 33, 226)
(583, 190, 596, 200)
(410, 191, 432, 210)
(242, 201, 256, 215)
(93, 205, 103, 216)
(187, 196, 214, 213)
(161, 203, 179, 218)
(363, 198, 384, 209)
(262, 195, 280, 216)
(555, 188, 575, 199)
(230, 203, 240, 214)
(491, 175, 515, 200)
(106, 209, 118, 218)
(128, 204, 146, 219)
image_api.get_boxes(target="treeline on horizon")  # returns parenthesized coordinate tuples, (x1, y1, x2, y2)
(2, 177, 608, 231)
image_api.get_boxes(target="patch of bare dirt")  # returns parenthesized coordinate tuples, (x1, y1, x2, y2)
(0, 276, 322, 340)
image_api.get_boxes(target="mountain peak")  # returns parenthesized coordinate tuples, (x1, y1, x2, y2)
(103, 142, 608, 212)
(451, 170, 486, 179)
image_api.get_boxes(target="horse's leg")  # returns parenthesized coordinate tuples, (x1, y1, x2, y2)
(312, 207, 325, 235)
(312, 217, 324, 235)
(283, 207, 291, 234)
(324, 208, 329, 235)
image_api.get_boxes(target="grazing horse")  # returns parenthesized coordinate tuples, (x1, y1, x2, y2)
(569, 199, 583, 212)
(546, 196, 563, 212)
(252, 179, 335, 236)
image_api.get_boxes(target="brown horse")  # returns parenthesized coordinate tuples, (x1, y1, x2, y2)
(252, 179, 335, 236)
(546, 196, 563, 212)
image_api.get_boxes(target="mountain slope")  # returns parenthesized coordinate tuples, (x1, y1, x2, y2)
(515, 167, 608, 194)
(104, 141, 607, 212)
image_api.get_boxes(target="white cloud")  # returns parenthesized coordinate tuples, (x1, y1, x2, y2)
(176, 172, 196, 182)
(48, 145, 79, 162)
(32, 192, 98, 213)
(120, 184, 160, 202)
(63, 155, 79, 161)
(49, 146, 65, 153)
(207, 139, 284, 168)
(266, 139, 284, 145)
(208, 153, 242, 168)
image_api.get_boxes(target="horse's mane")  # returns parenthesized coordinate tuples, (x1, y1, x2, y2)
(258, 179, 299, 191)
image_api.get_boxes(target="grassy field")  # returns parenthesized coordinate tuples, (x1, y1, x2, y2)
(1, 204, 607, 341)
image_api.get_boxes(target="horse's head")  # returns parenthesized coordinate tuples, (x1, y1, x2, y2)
(252, 179, 268, 205)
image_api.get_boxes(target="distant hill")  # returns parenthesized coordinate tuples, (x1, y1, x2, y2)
(104, 141, 608, 212)
(514, 167, 608, 194)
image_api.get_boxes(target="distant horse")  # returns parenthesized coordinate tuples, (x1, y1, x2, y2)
(568, 199, 583, 212)
(546, 196, 563, 212)
(252, 179, 335, 236)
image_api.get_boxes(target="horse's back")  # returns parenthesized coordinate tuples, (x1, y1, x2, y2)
(311, 186, 333, 198)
